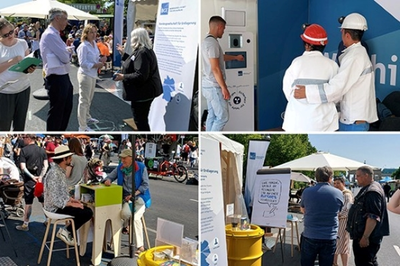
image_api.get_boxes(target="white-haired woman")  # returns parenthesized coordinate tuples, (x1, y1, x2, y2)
(114, 28, 162, 131)
(0, 18, 37, 131)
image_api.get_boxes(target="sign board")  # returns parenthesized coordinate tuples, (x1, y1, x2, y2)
(149, 0, 199, 131)
(144, 142, 157, 158)
(251, 168, 291, 228)
(200, 136, 228, 266)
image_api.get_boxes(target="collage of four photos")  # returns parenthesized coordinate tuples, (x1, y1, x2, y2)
(1, 0, 400, 266)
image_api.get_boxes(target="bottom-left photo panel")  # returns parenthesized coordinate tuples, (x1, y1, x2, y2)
(0, 133, 199, 266)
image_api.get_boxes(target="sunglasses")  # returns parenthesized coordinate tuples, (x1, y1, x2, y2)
(1, 30, 14, 38)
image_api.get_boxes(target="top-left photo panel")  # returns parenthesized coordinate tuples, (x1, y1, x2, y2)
(0, 0, 199, 132)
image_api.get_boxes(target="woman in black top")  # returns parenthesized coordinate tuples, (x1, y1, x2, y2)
(114, 28, 162, 131)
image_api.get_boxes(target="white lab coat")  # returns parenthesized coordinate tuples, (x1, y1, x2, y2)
(305, 42, 378, 124)
(282, 51, 339, 132)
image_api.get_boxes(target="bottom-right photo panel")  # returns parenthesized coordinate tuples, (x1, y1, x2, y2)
(200, 133, 399, 266)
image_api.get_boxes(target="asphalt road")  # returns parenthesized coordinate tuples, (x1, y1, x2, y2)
(25, 64, 134, 132)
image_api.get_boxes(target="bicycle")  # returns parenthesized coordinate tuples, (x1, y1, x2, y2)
(146, 157, 188, 183)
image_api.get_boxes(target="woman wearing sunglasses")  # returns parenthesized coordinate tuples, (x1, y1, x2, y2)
(0, 18, 37, 131)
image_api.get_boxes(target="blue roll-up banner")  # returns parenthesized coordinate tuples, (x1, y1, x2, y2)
(113, 0, 124, 67)
(258, 0, 400, 130)
(244, 139, 270, 214)
(148, 0, 199, 131)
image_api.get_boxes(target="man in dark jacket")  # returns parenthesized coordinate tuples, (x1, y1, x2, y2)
(347, 166, 390, 266)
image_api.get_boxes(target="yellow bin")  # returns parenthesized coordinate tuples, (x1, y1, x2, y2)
(137, 245, 174, 266)
(225, 224, 264, 266)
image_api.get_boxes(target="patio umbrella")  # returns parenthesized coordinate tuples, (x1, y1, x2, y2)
(74, 134, 90, 139)
(290, 172, 314, 183)
(273, 152, 379, 171)
(0, 0, 99, 20)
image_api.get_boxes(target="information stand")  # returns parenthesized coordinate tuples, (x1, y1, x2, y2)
(79, 184, 123, 266)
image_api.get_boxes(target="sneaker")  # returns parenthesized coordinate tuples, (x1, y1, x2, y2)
(16, 223, 29, 231)
(56, 228, 75, 246)
(87, 117, 99, 124)
(79, 126, 94, 132)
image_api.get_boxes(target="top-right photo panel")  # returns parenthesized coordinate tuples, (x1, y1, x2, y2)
(200, 0, 400, 132)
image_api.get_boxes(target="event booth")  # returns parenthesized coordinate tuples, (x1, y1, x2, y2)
(201, 134, 247, 218)
(202, 0, 400, 130)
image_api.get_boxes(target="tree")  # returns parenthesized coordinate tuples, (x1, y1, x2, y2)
(392, 167, 400, 180)
(265, 134, 316, 167)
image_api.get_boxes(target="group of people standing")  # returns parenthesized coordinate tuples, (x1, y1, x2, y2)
(300, 165, 389, 266)
(0, 6, 162, 132)
(284, 13, 377, 132)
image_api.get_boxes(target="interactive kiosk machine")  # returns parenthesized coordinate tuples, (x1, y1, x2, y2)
(220, 8, 254, 131)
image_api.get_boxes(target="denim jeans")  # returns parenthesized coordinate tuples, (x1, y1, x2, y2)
(352, 238, 381, 266)
(339, 121, 369, 131)
(300, 235, 336, 266)
(202, 86, 229, 131)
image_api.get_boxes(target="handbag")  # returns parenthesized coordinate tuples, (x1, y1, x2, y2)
(120, 201, 131, 220)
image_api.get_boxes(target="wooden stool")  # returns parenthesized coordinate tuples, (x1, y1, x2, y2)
(286, 218, 301, 257)
(273, 218, 301, 257)
(142, 215, 151, 249)
(128, 214, 151, 250)
(37, 209, 80, 266)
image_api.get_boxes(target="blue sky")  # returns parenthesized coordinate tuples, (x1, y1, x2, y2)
(307, 134, 400, 169)
(0, 0, 30, 9)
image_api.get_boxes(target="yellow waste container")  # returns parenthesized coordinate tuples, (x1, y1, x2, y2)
(137, 245, 174, 266)
(225, 224, 264, 266)
(137, 245, 196, 266)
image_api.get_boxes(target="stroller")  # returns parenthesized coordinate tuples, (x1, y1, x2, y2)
(86, 158, 106, 185)
(0, 175, 25, 218)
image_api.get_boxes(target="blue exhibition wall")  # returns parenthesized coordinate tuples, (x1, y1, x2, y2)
(258, 0, 400, 130)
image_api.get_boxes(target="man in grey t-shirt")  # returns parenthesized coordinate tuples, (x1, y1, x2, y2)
(201, 16, 244, 131)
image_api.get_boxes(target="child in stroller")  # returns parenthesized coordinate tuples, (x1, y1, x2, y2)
(87, 158, 106, 185)
(0, 175, 25, 218)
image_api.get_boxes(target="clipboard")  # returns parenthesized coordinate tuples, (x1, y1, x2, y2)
(9, 57, 42, 73)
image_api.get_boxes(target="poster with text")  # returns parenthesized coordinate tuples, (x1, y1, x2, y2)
(200, 137, 228, 266)
(251, 168, 291, 228)
(149, 0, 199, 131)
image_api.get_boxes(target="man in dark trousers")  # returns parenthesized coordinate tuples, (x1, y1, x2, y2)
(347, 166, 390, 266)
(300, 166, 344, 266)
(383, 182, 391, 202)
(40, 8, 73, 131)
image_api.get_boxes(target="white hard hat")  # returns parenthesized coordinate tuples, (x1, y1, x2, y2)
(340, 13, 368, 31)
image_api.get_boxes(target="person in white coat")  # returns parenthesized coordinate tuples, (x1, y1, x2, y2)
(294, 13, 378, 131)
(282, 24, 339, 132)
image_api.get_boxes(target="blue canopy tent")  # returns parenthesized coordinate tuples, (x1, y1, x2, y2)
(379, 176, 395, 183)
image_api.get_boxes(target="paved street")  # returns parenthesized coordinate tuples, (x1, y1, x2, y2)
(25, 65, 134, 132)
(0, 156, 198, 266)
(261, 187, 400, 266)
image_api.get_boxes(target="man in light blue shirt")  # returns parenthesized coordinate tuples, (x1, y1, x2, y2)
(40, 8, 73, 131)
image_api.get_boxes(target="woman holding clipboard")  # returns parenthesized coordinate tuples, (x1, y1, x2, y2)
(0, 18, 37, 131)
